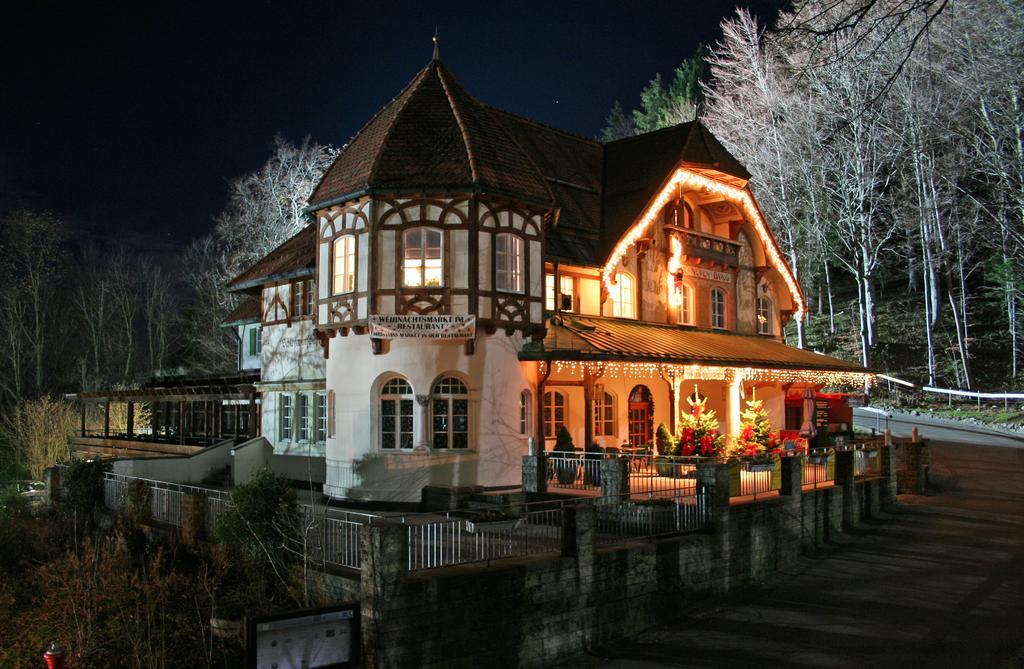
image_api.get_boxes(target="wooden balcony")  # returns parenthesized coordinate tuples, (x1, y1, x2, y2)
(668, 228, 741, 268)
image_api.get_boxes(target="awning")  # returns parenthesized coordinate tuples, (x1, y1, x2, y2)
(522, 315, 868, 375)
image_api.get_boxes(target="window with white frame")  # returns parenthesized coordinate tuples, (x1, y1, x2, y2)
(711, 287, 727, 329)
(315, 392, 327, 442)
(611, 272, 636, 318)
(380, 377, 414, 449)
(545, 274, 555, 310)
(280, 394, 293, 441)
(520, 390, 531, 435)
(402, 227, 443, 287)
(757, 297, 773, 334)
(593, 391, 615, 436)
(432, 377, 468, 449)
(543, 390, 566, 438)
(495, 233, 524, 293)
(332, 235, 356, 294)
(678, 285, 693, 325)
(298, 394, 311, 441)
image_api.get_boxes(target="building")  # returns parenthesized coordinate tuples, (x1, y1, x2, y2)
(71, 51, 870, 502)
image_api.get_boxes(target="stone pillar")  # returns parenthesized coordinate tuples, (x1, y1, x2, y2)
(521, 454, 548, 494)
(780, 454, 803, 497)
(360, 520, 408, 668)
(599, 457, 630, 502)
(900, 440, 928, 495)
(724, 374, 743, 449)
(834, 449, 857, 530)
(880, 442, 898, 508)
(180, 491, 207, 545)
(414, 395, 430, 452)
(697, 462, 731, 528)
(562, 502, 596, 563)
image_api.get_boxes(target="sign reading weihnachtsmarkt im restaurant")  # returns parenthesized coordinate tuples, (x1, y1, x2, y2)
(368, 315, 476, 340)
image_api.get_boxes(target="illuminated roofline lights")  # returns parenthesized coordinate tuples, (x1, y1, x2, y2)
(539, 360, 873, 387)
(601, 167, 806, 321)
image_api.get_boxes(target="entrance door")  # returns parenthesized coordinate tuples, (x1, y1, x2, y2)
(628, 385, 653, 447)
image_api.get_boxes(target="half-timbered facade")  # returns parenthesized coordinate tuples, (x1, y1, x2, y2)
(214, 54, 870, 502)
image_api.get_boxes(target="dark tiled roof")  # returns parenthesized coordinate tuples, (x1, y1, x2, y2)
(222, 296, 261, 326)
(228, 225, 315, 292)
(530, 315, 867, 373)
(309, 62, 553, 207)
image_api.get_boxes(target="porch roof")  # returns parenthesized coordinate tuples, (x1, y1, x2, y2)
(523, 315, 868, 374)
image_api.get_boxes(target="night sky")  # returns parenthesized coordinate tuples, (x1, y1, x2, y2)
(1, 1, 782, 248)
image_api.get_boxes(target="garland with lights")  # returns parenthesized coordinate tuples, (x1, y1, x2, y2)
(539, 360, 872, 387)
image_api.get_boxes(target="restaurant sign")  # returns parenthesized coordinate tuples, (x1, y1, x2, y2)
(368, 315, 476, 340)
(680, 265, 733, 284)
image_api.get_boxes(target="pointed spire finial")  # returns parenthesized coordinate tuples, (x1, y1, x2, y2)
(432, 28, 440, 62)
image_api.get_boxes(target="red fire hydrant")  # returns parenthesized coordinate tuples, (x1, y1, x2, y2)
(43, 642, 66, 669)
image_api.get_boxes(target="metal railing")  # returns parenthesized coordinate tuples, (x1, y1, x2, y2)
(325, 459, 361, 498)
(547, 454, 602, 490)
(299, 505, 364, 570)
(595, 490, 710, 546)
(626, 455, 700, 498)
(854, 445, 883, 479)
(735, 460, 780, 500)
(801, 449, 835, 490)
(405, 501, 566, 571)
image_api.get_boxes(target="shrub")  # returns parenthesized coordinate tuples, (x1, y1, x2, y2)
(553, 425, 575, 453)
(0, 396, 76, 479)
(655, 422, 677, 456)
(62, 458, 109, 521)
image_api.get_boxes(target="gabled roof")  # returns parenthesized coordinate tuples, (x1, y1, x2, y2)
(309, 61, 554, 208)
(222, 296, 261, 327)
(529, 314, 867, 373)
(228, 225, 315, 293)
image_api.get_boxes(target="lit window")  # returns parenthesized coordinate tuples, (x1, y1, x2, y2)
(545, 274, 554, 310)
(403, 228, 443, 287)
(545, 273, 574, 311)
(757, 297, 773, 335)
(298, 394, 310, 441)
(315, 392, 327, 442)
(519, 390, 531, 435)
(543, 391, 566, 438)
(593, 391, 615, 436)
(432, 377, 469, 449)
(332, 235, 356, 294)
(678, 285, 693, 325)
(711, 288, 727, 329)
(380, 377, 414, 450)
(280, 394, 293, 441)
(495, 233, 524, 293)
(611, 272, 635, 318)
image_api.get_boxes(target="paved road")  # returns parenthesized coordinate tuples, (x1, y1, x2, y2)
(567, 441, 1024, 668)
(853, 408, 1024, 449)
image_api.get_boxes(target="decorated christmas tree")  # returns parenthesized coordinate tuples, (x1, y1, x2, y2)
(733, 392, 781, 457)
(677, 385, 725, 457)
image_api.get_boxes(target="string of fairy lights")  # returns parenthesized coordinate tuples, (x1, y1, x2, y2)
(601, 167, 806, 322)
(539, 360, 872, 387)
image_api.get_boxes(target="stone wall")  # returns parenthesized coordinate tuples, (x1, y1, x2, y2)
(355, 451, 899, 668)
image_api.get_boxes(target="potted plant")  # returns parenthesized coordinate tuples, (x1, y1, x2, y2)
(654, 423, 679, 477)
(466, 507, 523, 533)
(552, 426, 579, 485)
(677, 391, 725, 463)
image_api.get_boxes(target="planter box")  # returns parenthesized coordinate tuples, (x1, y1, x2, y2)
(807, 456, 830, 466)
(746, 462, 775, 472)
(466, 518, 522, 533)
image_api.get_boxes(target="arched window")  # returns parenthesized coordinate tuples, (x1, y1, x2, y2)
(495, 233, 524, 293)
(681, 202, 694, 229)
(403, 227, 443, 287)
(593, 391, 615, 436)
(711, 287, 727, 329)
(678, 284, 694, 325)
(611, 272, 636, 319)
(332, 235, 356, 294)
(757, 297, 773, 334)
(380, 377, 414, 450)
(432, 377, 468, 449)
(543, 391, 566, 438)
(519, 390, 531, 435)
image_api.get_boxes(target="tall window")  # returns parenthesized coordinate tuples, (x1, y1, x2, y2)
(593, 391, 615, 436)
(678, 285, 693, 325)
(298, 394, 311, 442)
(432, 377, 468, 449)
(403, 228, 443, 287)
(315, 392, 327, 442)
(280, 394, 293, 441)
(495, 233, 524, 293)
(757, 297, 773, 335)
(519, 390, 531, 435)
(711, 288, 727, 329)
(291, 280, 313, 318)
(332, 235, 356, 294)
(611, 272, 635, 318)
(380, 377, 414, 449)
(543, 391, 566, 438)
(545, 274, 555, 310)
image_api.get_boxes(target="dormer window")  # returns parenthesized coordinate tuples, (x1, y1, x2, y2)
(611, 272, 635, 319)
(403, 227, 443, 287)
(711, 287, 727, 329)
(495, 233, 524, 293)
(332, 235, 356, 294)
(545, 274, 575, 312)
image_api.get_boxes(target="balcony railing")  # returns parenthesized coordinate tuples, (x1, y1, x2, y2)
(675, 229, 742, 268)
